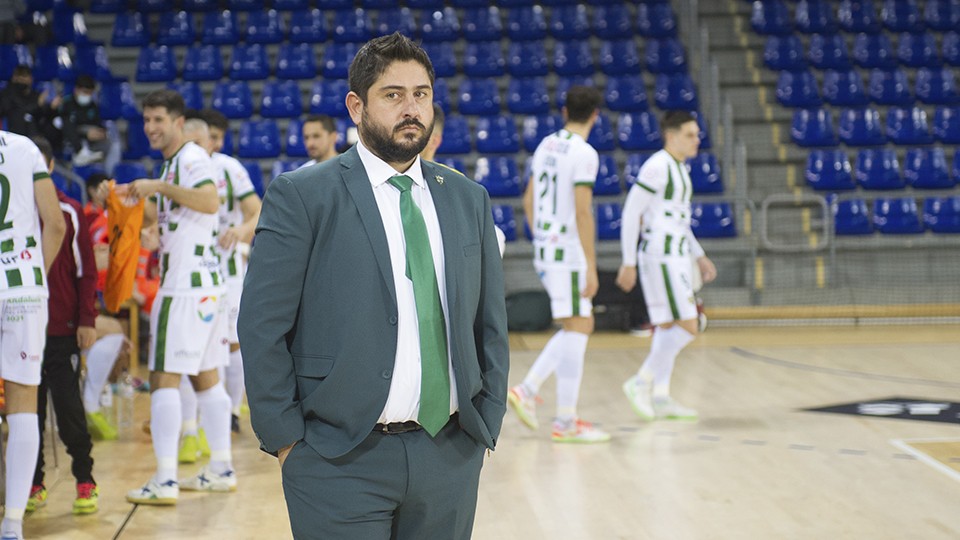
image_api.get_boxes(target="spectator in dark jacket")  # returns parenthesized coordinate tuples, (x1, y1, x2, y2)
(60, 75, 107, 166)
(0, 65, 62, 149)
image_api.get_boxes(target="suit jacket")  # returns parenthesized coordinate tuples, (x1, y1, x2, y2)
(238, 145, 509, 459)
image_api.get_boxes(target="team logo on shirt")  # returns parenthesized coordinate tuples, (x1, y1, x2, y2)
(197, 296, 217, 323)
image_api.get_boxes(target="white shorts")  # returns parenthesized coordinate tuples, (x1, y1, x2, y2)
(536, 266, 593, 319)
(0, 294, 48, 386)
(149, 292, 229, 376)
(225, 279, 243, 344)
(639, 255, 698, 326)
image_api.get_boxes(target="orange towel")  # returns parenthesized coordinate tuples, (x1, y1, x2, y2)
(103, 184, 144, 313)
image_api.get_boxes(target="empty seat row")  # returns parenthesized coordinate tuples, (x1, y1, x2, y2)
(753, 0, 960, 36)
(9, 43, 115, 82)
(833, 196, 960, 235)
(776, 69, 960, 108)
(83, 0, 660, 14)
(805, 147, 960, 191)
(765, 31, 960, 72)
(791, 105, 960, 146)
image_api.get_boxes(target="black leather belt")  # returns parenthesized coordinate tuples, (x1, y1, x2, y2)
(374, 420, 422, 434)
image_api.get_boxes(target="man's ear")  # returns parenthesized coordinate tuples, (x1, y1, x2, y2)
(346, 92, 364, 126)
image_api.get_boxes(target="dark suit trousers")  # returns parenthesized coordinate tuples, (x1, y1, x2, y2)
(281, 417, 485, 540)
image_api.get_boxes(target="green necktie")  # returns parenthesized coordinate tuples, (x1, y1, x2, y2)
(388, 174, 450, 436)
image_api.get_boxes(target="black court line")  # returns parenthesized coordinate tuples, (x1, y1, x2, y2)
(113, 504, 138, 540)
(730, 347, 960, 389)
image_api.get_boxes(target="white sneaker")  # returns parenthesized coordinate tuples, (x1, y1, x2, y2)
(653, 396, 699, 421)
(551, 418, 611, 443)
(127, 479, 179, 505)
(622, 375, 655, 421)
(72, 146, 103, 166)
(507, 385, 539, 430)
(180, 466, 237, 492)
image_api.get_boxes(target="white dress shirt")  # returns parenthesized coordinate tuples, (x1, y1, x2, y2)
(356, 140, 459, 424)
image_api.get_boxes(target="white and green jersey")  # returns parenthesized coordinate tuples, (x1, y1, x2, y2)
(0, 131, 51, 299)
(212, 152, 256, 282)
(154, 141, 224, 293)
(620, 149, 704, 265)
(529, 129, 599, 270)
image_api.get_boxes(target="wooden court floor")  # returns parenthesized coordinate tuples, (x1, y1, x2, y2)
(18, 325, 960, 540)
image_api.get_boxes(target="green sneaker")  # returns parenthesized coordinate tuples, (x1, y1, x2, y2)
(86, 411, 118, 440)
(507, 386, 539, 430)
(198, 428, 211, 458)
(26, 485, 47, 512)
(653, 397, 699, 421)
(178, 434, 199, 464)
(551, 418, 611, 444)
(73, 482, 99, 515)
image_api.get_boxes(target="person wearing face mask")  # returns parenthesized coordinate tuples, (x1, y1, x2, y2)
(60, 75, 108, 167)
(0, 65, 62, 149)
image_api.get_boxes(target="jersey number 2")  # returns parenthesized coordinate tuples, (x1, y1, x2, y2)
(0, 174, 13, 232)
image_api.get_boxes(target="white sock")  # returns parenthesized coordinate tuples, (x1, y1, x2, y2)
(150, 388, 181, 483)
(179, 375, 198, 437)
(3, 413, 39, 537)
(225, 348, 245, 416)
(639, 325, 696, 397)
(196, 383, 233, 474)
(555, 331, 589, 421)
(83, 334, 124, 413)
(521, 330, 568, 395)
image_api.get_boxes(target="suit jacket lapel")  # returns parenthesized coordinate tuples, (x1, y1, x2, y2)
(340, 146, 398, 308)
(422, 160, 461, 311)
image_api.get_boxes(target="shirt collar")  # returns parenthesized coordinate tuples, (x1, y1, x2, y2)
(356, 139, 426, 190)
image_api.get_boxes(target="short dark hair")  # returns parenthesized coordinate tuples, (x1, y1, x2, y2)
(184, 108, 204, 121)
(200, 109, 229, 132)
(662, 110, 697, 133)
(432, 103, 444, 129)
(143, 89, 186, 118)
(564, 86, 602, 123)
(75, 75, 96, 90)
(31, 136, 54, 165)
(348, 32, 435, 103)
(86, 171, 110, 191)
(12, 64, 31, 78)
(303, 114, 336, 133)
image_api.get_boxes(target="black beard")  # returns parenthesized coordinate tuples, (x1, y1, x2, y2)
(359, 111, 433, 164)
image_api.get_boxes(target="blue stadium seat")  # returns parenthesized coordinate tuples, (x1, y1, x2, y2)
(476, 115, 520, 153)
(852, 33, 896, 69)
(867, 68, 913, 105)
(605, 75, 649, 112)
(776, 69, 821, 107)
(98, 79, 138, 121)
(464, 41, 505, 77)
(588, 113, 616, 152)
(688, 153, 724, 193)
(271, 160, 305, 180)
(333, 8, 372, 43)
(933, 106, 960, 143)
(904, 147, 954, 189)
(521, 114, 563, 153)
(75, 44, 113, 81)
(617, 111, 663, 151)
(637, 3, 677, 38)
(422, 42, 456, 77)
(309, 79, 350, 117)
(111, 13, 148, 48)
(897, 31, 941, 68)
(822, 69, 868, 106)
(406, 0, 443, 8)
(123, 118, 150, 160)
(506, 6, 547, 41)
(242, 162, 264, 197)
(230, 44, 269, 80)
(451, 0, 489, 7)
(182, 0, 218, 11)
(246, 10, 285, 44)
(791, 107, 837, 147)
(491, 205, 517, 242)
(954, 148, 960, 181)
(436, 115, 472, 154)
(654, 73, 699, 111)
(886, 106, 934, 144)
(320, 0, 356, 8)
(594, 154, 621, 195)
(839, 0, 882, 33)
(238, 120, 281, 159)
(221, 128, 235, 156)
(52, 7, 87, 45)
(212, 81, 254, 119)
(436, 157, 466, 174)
(833, 198, 874, 235)
(623, 153, 654, 186)
(433, 78, 451, 114)
(274, 0, 309, 9)
(0, 45, 30, 81)
(692, 111, 712, 149)
(555, 76, 594, 109)
(915, 67, 959, 105)
(89, 0, 124, 13)
(138, 0, 173, 12)
(463, 7, 502, 41)
(260, 81, 303, 119)
(881, 0, 923, 33)
(944, 31, 960, 66)
(648, 38, 688, 74)
(458, 78, 501, 116)
(201, 11, 239, 45)
(290, 9, 328, 43)
(136, 46, 176, 82)
(157, 11, 195, 46)
(925, 0, 960, 31)
(31, 46, 59, 81)
(276, 43, 317, 80)
(421, 7, 461, 42)
(596, 202, 622, 240)
(507, 77, 549, 115)
(854, 148, 904, 189)
(599, 39, 642, 76)
(923, 197, 960, 233)
(168, 81, 204, 110)
(474, 156, 521, 196)
(751, 0, 792, 35)
(873, 197, 923, 234)
(808, 34, 852, 70)
(182, 45, 223, 81)
(838, 107, 886, 145)
(228, 0, 259, 10)
(554, 40, 594, 77)
(508, 42, 549, 77)
(371, 8, 415, 38)
(322, 42, 359, 79)
(691, 202, 737, 238)
(764, 35, 806, 71)
(796, 0, 838, 34)
(113, 162, 148, 184)
(805, 149, 856, 190)
(593, 4, 633, 40)
(550, 5, 590, 40)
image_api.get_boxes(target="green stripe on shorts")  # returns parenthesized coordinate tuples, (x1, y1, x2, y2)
(6, 269, 22, 287)
(154, 296, 173, 372)
(661, 264, 680, 320)
(571, 271, 580, 316)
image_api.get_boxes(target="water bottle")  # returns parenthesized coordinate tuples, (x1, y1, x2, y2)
(99, 384, 116, 428)
(116, 370, 135, 435)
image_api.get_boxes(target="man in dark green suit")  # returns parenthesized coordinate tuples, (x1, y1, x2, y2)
(238, 33, 509, 539)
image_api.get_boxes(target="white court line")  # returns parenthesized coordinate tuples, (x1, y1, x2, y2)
(890, 438, 960, 484)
